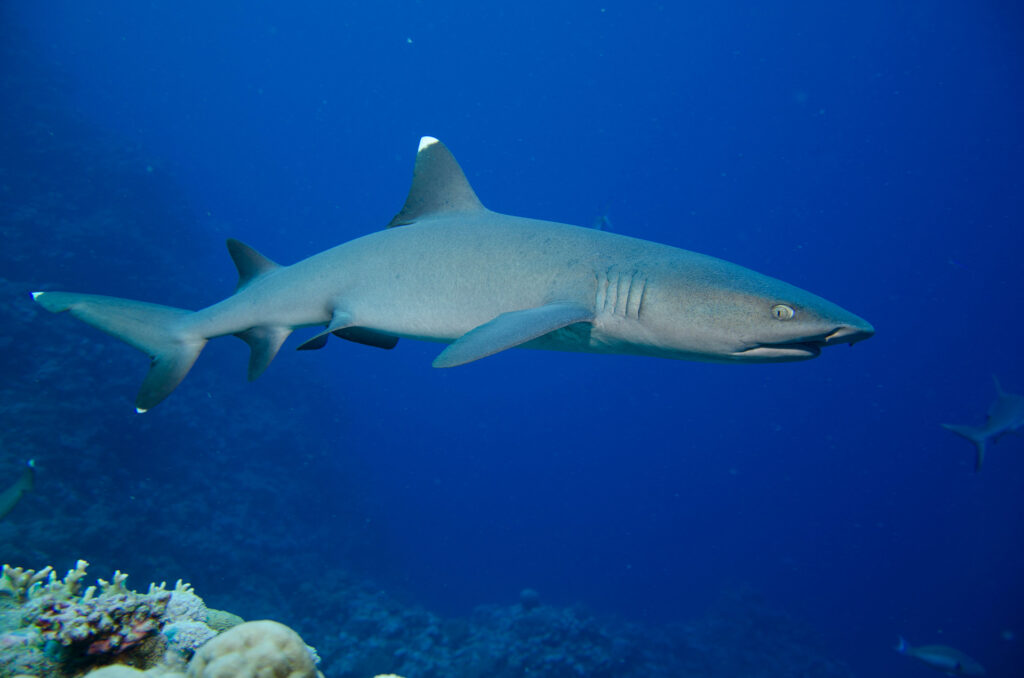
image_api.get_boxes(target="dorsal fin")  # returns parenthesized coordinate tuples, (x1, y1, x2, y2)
(226, 239, 280, 291)
(387, 136, 486, 227)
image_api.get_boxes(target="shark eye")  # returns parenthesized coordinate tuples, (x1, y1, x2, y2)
(771, 304, 795, 321)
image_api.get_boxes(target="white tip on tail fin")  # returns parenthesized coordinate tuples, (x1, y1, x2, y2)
(31, 291, 44, 300)
(33, 291, 204, 411)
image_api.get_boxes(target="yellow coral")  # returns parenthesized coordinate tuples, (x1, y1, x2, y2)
(186, 620, 322, 678)
(81, 667, 146, 677)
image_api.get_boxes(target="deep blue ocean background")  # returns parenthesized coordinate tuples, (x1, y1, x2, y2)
(1, 2, 1022, 676)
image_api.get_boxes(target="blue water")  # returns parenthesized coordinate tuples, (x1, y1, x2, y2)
(3, 1, 1022, 675)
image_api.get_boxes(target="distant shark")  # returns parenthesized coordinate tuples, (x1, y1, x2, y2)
(943, 376, 1024, 471)
(0, 460, 34, 521)
(895, 636, 985, 676)
(32, 137, 874, 412)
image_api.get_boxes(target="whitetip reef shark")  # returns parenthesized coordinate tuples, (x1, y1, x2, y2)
(895, 637, 986, 676)
(0, 460, 35, 521)
(943, 376, 1024, 471)
(32, 137, 873, 412)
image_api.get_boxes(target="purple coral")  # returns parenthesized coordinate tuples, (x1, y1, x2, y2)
(29, 589, 170, 655)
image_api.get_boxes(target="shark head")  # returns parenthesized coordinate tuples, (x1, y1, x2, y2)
(726, 295, 875, 362)
(642, 252, 874, 363)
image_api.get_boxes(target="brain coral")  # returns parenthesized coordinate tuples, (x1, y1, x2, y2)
(186, 620, 323, 678)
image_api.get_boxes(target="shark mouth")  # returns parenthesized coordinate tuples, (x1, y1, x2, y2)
(735, 325, 874, 361)
(735, 341, 823, 361)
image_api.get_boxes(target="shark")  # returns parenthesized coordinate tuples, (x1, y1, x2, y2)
(895, 637, 986, 676)
(0, 460, 35, 521)
(942, 376, 1024, 471)
(32, 137, 874, 412)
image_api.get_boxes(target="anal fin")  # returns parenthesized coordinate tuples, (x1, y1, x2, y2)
(433, 302, 593, 368)
(235, 326, 292, 380)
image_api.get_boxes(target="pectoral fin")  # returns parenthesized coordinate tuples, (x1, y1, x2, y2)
(433, 302, 593, 368)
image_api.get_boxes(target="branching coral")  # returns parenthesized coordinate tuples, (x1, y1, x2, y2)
(0, 561, 252, 678)
(0, 565, 54, 603)
(28, 588, 169, 654)
(0, 561, 326, 678)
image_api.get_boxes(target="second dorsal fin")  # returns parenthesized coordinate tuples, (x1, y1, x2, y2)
(226, 238, 280, 291)
(387, 137, 486, 227)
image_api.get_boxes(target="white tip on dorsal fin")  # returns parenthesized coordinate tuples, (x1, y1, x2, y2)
(31, 291, 45, 300)
(387, 136, 485, 227)
(226, 239, 280, 292)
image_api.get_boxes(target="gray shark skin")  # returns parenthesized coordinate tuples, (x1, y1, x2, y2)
(943, 376, 1024, 471)
(32, 137, 874, 412)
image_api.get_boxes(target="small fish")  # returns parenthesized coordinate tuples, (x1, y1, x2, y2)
(895, 636, 985, 676)
(0, 460, 35, 520)
(943, 376, 1024, 471)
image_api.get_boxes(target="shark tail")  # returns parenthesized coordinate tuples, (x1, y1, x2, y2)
(32, 291, 205, 412)
(941, 422, 988, 472)
(894, 636, 909, 654)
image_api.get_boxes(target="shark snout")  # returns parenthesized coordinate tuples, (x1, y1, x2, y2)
(823, 321, 874, 346)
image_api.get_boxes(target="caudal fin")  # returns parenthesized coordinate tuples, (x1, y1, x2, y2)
(894, 636, 909, 654)
(941, 422, 988, 472)
(33, 292, 205, 412)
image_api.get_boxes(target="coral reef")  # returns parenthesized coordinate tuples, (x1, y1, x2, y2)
(281, 570, 856, 678)
(187, 620, 324, 678)
(0, 561, 322, 678)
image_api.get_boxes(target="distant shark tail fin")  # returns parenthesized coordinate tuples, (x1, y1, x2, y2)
(894, 636, 909, 654)
(992, 374, 1005, 396)
(32, 291, 205, 412)
(941, 422, 988, 471)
